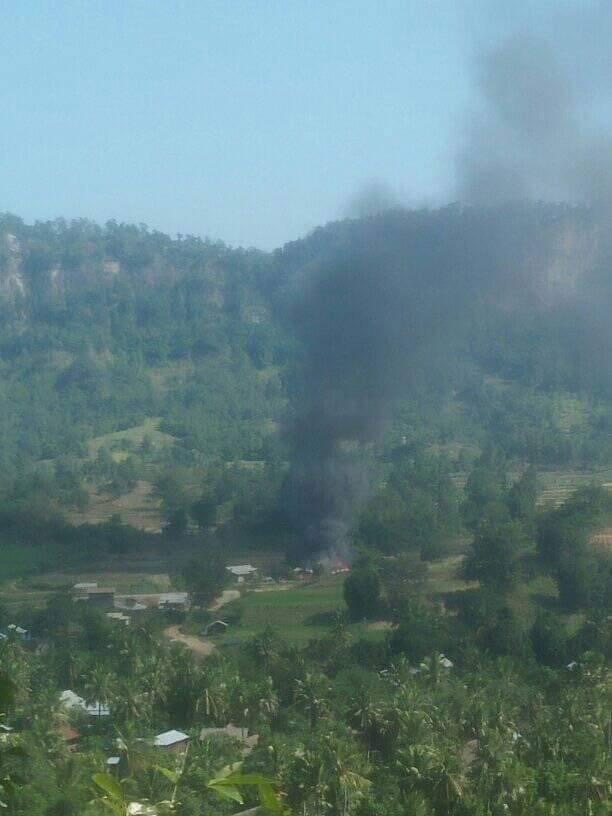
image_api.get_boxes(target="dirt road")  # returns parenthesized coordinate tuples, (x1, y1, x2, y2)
(163, 587, 240, 657)
(209, 588, 240, 611)
(163, 625, 216, 658)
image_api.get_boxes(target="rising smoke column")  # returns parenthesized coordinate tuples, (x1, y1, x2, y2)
(278, 208, 566, 562)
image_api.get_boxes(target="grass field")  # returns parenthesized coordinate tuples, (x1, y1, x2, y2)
(0, 542, 68, 582)
(217, 576, 389, 646)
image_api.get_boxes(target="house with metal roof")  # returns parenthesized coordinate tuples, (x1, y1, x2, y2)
(227, 564, 257, 583)
(154, 729, 190, 753)
(157, 592, 189, 610)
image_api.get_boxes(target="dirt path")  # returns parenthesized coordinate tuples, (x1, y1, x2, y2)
(164, 625, 216, 658)
(163, 588, 240, 657)
(209, 588, 240, 611)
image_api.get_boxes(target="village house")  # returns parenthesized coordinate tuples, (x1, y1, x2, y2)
(73, 582, 98, 593)
(157, 592, 189, 611)
(203, 619, 228, 636)
(227, 564, 257, 584)
(106, 611, 131, 625)
(154, 729, 190, 753)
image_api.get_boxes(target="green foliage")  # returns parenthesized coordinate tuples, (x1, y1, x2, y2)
(389, 601, 451, 663)
(537, 486, 612, 611)
(358, 445, 459, 560)
(530, 611, 569, 666)
(343, 567, 381, 622)
(464, 516, 526, 592)
(181, 548, 228, 607)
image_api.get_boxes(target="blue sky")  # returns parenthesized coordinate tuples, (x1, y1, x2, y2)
(0, 1, 605, 248)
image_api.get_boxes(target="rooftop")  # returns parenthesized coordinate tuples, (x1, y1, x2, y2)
(227, 564, 257, 576)
(154, 729, 190, 747)
(158, 592, 189, 604)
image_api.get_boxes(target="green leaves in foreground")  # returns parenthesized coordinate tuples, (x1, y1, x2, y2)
(207, 762, 285, 812)
(92, 762, 284, 815)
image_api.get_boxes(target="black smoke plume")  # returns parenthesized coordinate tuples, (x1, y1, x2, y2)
(280, 10, 612, 563)
(278, 206, 599, 562)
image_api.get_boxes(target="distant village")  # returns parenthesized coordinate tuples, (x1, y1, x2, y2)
(0, 557, 351, 764)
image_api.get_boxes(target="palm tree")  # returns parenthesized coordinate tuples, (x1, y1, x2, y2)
(282, 745, 331, 816)
(112, 679, 151, 727)
(84, 663, 115, 717)
(251, 675, 279, 730)
(396, 743, 466, 816)
(294, 673, 330, 730)
(322, 736, 370, 816)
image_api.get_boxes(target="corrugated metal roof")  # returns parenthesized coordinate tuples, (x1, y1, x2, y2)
(154, 729, 190, 747)
(158, 592, 188, 604)
(227, 564, 257, 576)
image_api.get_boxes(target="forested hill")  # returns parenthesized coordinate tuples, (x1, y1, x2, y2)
(0, 206, 610, 527)
(0, 215, 288, 472)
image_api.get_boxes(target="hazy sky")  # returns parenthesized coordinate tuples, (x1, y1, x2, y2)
(1, 1, 608, 248)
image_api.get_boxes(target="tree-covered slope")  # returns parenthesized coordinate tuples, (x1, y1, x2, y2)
(0, 205, 609, 528)
(0, 215, 288, 477)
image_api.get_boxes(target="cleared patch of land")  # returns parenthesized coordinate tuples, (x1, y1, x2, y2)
(67, 479, 163, 531)
(164, 625, 216, 658)
(87, 417, 175, 459)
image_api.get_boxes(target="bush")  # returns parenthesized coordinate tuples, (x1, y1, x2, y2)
(530, 611, 568, 666)
(343, 568, 381, 621)
(389, 601, 451, 663)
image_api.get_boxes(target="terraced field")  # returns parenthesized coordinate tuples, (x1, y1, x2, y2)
(537, 468, 612, 508)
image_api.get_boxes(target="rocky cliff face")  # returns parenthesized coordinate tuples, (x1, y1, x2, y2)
(0, 222, 234, 321)
(0, 233, 27, 305)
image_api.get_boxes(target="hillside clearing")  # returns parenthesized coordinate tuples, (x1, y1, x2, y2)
(87, 417, 176, 458)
